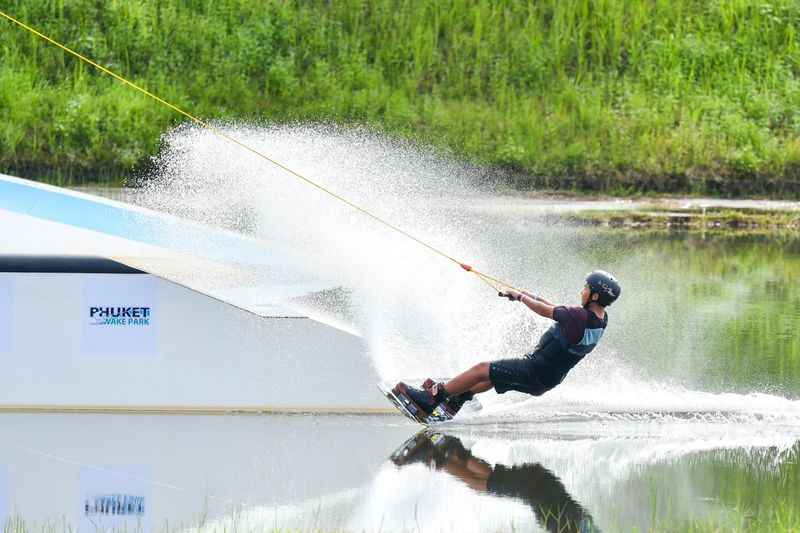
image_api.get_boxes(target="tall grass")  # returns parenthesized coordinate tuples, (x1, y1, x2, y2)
(2, 0, 800, 193)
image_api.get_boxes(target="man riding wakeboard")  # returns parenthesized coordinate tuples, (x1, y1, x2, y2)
(393, 270, 621, 419)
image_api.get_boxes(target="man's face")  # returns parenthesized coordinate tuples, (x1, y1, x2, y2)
(581, 285, 591, 306)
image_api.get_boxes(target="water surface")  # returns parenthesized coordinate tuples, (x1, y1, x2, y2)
(38, 125, 800, 531)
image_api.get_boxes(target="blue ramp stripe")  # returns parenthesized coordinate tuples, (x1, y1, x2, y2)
(0, 175, 295, 269)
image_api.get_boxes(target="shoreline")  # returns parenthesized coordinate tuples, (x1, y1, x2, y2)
(73, 185, 800, 233)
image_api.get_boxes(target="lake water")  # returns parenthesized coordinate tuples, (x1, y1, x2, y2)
(7, 126, 799, 531)
(4, 227, 799, 533)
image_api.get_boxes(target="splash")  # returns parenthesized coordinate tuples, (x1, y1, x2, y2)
(137, 123, 552, 381)
(137, 123, 800, 424)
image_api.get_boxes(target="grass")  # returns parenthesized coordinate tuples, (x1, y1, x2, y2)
(565, 205, 800, 230)
(2, 0, 800, 194)
(4, 512, 799, 533)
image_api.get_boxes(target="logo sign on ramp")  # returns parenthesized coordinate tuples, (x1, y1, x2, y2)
(82, 275, 157, 357)
(80, 465, 152, 533)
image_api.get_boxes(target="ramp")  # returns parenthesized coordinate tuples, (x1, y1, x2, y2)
(0, 174, 382, 410)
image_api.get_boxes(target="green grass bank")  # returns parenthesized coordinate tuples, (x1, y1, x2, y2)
(2, 0, 800, 194)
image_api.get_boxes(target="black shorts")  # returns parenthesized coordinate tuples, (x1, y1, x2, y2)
(489, 357, 552, 396)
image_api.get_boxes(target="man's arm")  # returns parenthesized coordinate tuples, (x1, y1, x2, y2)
(502, 290, 556, 319)
(521, 291, 554, 306)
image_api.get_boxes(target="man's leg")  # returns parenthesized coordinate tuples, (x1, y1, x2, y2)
(401, 363, 493, 416)
(469, 380, 493, 394)
(441, 362, 491, 396)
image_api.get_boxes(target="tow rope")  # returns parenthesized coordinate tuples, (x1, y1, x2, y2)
(1, 9, 523, 296)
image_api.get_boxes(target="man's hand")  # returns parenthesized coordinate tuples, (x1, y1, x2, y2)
(499, 289, 555, 319)
(498, 290, 522, 301)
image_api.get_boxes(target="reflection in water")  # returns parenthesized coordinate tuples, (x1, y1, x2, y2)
(390, 431, 600, 533)
(176, 416, 800, 532)
(583, 233, 800, 397)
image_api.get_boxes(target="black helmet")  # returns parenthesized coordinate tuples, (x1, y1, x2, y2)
(585, 270, 621, 306)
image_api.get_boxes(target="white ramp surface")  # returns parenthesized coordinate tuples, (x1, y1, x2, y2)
(0, 174, 382, 410)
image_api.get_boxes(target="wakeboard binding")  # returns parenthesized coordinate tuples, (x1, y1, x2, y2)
(377, 381, 455, 425)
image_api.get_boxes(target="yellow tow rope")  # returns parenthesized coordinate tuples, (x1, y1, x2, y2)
(0, 9, 523, 296)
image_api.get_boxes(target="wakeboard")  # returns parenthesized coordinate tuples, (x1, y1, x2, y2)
(377, 381, 455, 425)
(389, 429, 448, 466)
